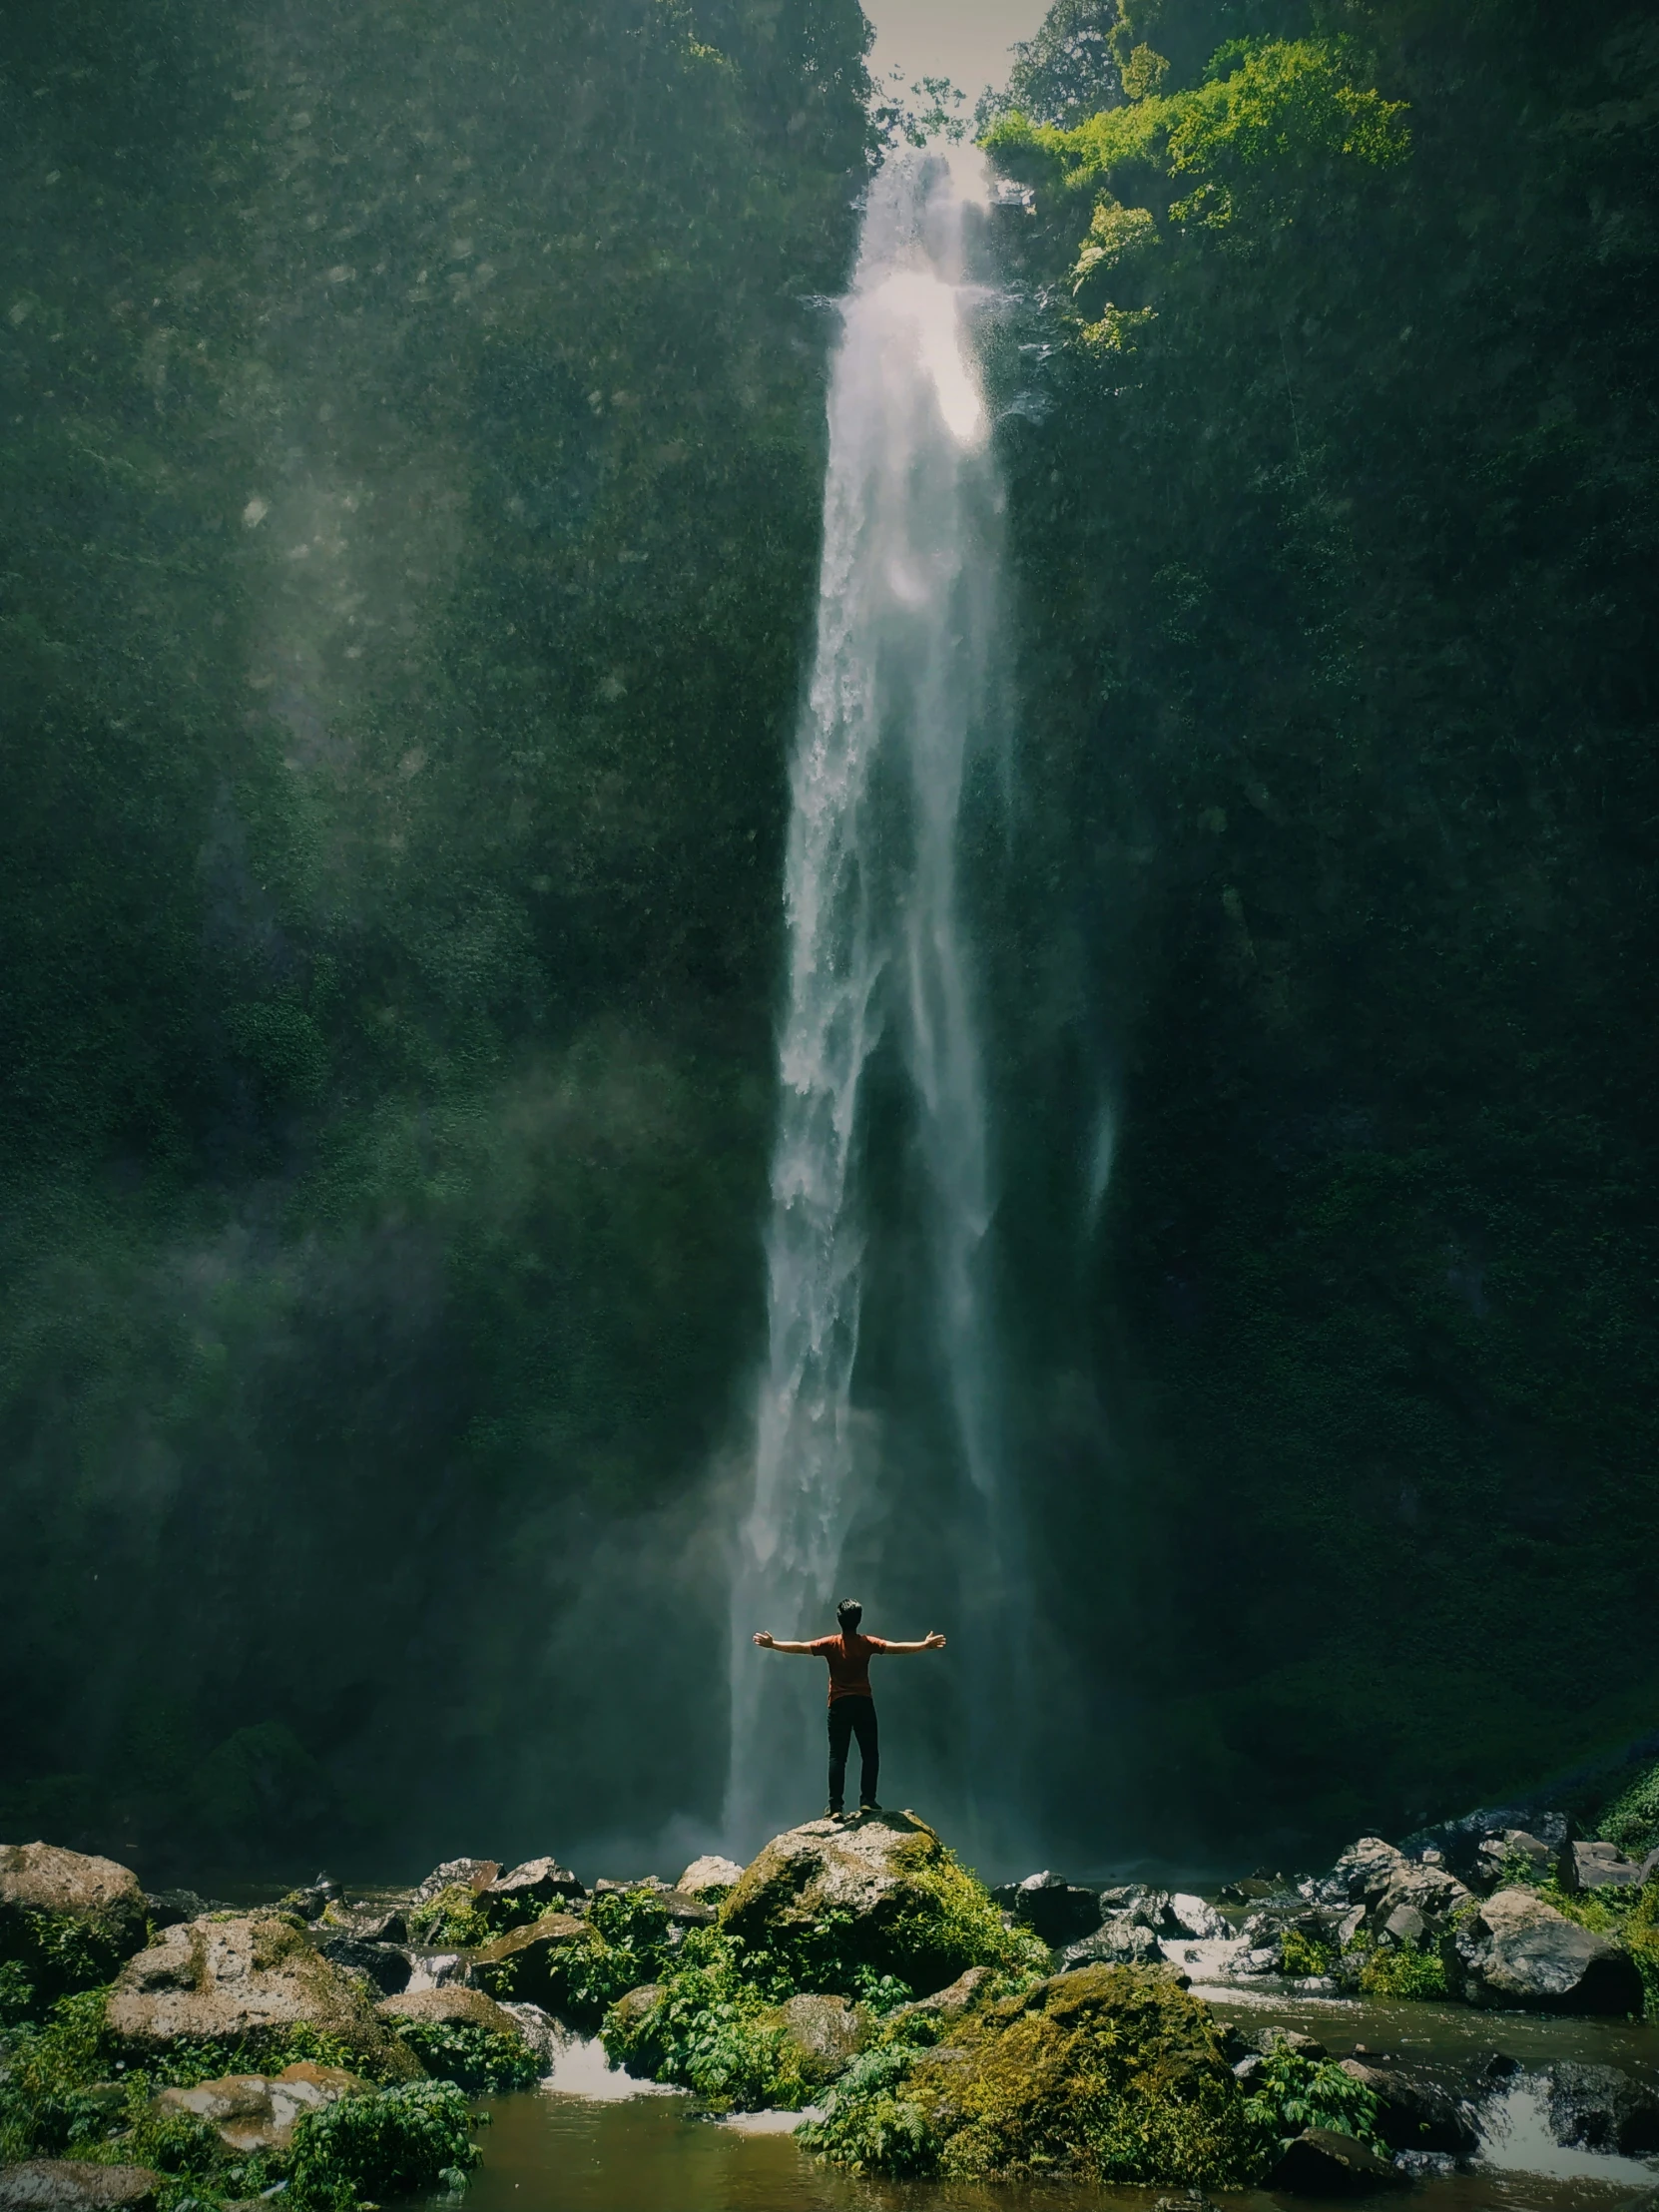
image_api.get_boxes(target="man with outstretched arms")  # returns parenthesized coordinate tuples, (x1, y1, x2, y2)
(753, 1599, 946, 1818)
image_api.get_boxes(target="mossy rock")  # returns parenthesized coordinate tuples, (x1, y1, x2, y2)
(470, 1910, 592, 2005)
(0, 1843, 149, 2004)
(719, 1811, 1035, 1995)
(105, 1915, 419, 2078)
(899, 1964, 1256, 2182)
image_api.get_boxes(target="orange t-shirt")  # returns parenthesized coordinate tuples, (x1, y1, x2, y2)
(809, 1631, 892, 1704)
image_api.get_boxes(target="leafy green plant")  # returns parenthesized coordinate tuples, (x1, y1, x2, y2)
(1340, 1931, 1448, 1998)
(0, 1960, 34, 2026)
(1279, 1927, 1334, 1977)
(405, 1884, 493, 1949)
(600, 1927, 810, 2112)
(1600, 1759, 1659, 1860)
(1241, 2044, 1382, 2151)
(396, 2014, 538, 2092)
(796, 2043, 935, 2175)
(285, 2079, 480, 2212)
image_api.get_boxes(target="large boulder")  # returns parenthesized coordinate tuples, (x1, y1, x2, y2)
(315, 1933, 411, 1995)
(376, 1984, 527, 2041)
(0, 2164, 160, 2210)
(105, 1915, 417, 2074)
(720, 1809, 1006, 1995)
(153, 2060, 368, 2152)
(1059, 1918, 1164, 1970)
(0, 1844, 149, 1993)
(897, 1963, 1253, 2181)
(470, 1911, 591, 2006)
(1448, 1888, 1644, 2013)
(1271, 2128, 1407, 2195)
(1339, 2060, 1479, 2154)
(1166, 1894, 1227, 1940)
(1545, 2061, 1659, 2155)
(1557, 1840, 1642, 1895)
(990, 1873, 1103, 1948)
(413, 1859, 499, 1903)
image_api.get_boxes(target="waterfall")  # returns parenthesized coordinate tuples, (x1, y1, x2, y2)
(725, 151, 1021, 1855)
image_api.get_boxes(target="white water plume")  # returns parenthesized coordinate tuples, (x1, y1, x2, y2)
(725, 151, 1021, 1854)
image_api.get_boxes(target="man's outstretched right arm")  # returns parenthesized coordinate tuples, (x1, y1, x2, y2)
(753, 1631, 815, 1653)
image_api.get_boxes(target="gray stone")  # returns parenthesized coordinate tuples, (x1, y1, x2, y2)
(1331, 1837, 1408, 1904)
(1097, 1883, 1173, 1930)
(1545, 2060, 1659, 2155)
(413, 1858, 499, 1902)
(497, 1999, 562, 2071)
(1059, 1916, 1163, 1969)
(1271, 2127, 1408, 2194)
(470, 1911, 590, 2004)
(105, 1915, 415, 2072)
(1340, 2060, 1479, 2154)
(1556, 1840, 1642, 1895)
(1638, 1848, 1659, 1887)
(0, 1845, 148, 1974)
(315, 1935, 411, 1995)
(1449, 1887, 1645, 2013)
(376, 1983, 527, 2040)
(1472, 1831, 1554, 1891)
(1381, 1903, 1425, 1945)
(1163, 1892, 1226, 1939)
(677, 1855, 744, 1898)
(143, 1889, 226, 1929)
(481, 1857, 584, 1915)
(154, 2061, 367, 2152)
(0, 2164, 160, 2210)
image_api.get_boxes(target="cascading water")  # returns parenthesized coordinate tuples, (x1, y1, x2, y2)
(725, 150, 1024, 1856)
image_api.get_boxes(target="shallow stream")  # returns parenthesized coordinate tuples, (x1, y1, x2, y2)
(406, 1980, 1659, 2212)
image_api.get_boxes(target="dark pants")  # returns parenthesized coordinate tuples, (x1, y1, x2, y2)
(827, 1695, 878, 1812)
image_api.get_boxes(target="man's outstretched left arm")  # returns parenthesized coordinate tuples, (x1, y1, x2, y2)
(882, 1631, 946, 1653)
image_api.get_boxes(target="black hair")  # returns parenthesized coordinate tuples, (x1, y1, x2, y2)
(836, 1597, 862, 1630)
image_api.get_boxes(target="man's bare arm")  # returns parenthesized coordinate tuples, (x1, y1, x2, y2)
(883, 1631, 947, 1654)
(753, 1631, 816, 1654)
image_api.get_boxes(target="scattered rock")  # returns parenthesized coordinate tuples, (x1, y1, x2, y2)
(470, 1911, 590, 2005)
(1164, 1892, 1226, 1939)
(990, 1872, 1103, 1947)
(497, 1999, 561, 2071)
(1544, 2060, 1659, 2155)
(677, 1855, 744, 1899)
(1381, 1903, 1425, 1945)
(0, 2163, 161, 2210)
(376, 1984, 528, 2041)
(316, 1935, 411, 1995)
(769, 1992, 868, 2081)
(1449, 1888, 1644, 2013)
(413, 1858, 499, 1902)
(481, 1857, 584, 1917)
(1472, 1831, 1553, 1891)
(1059, 1917, 1164, 1969)
(1557, 1840, 1642, 1895)
(1401, 1808, 1571, 1883)
(1271, 2126, 1408, 2194)
(890, 1964, 993, 2020)
(1340, 2059, 1479, 2154)
(1216, 1869, 1290, 1903)
(321, 1903, 408, 1943)
(143, 1889, 228, 1929)
(402, 1948, 471, 1991)
(1097, 1883, 1172, 1929)
(154, 2060, 368, 2151)
(105, 1914, 417, 2073)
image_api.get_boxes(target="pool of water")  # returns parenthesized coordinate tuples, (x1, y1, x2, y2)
(405, 1979, 1659, 2212)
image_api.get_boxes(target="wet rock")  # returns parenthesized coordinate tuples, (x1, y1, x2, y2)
(320, 1903, 408, 1943)
(0, 2163, 161, 2209)
(1271, 2126, 1408, 2193)
(1164, 1893, 1226, 1939)
(1098, 1883, 1172, 1930)
(991, 1872, 1105, 1947)
(1403, 1808, 1571, 1883)
(890, 1964, 993, 2020)
(377, 1983, 527, 2040)
(719, 1809, 967, 1992)
(402, 1948, 471, 1991)
(154, 2060, 367, 2151)
(1216, 1869, 1290, 1903)
(1381, 1903, 1425, 1944)
(1544, 2060, 1659, 2155)
(1448, 1887, 1644, 2013)
(1230, 1945, 1282, 1977)
(470, 1911, 590, 2004)
(498, 1999, 561, 2071)
(106, 1914, 416, 2073)
(481, 1857, 584, 1918)
(608, 1982, 662, 2045)
(769, 1992, 868, 2081)
(413, 1858, 499, 1902)
(1340, 2059, 1479, 2154)
(1472, 1831, 1554, 1892)
(0, 1845, 149, 1989)
(1556, 1840, 1642, 1895)
(1059, 1916, 1163, 1969)
(1392, 2149, 1455, 2178)
(677, 1855, 744, 1898)
(316, 1934, 411, 1995)
(655, 1889, 716, 1927)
